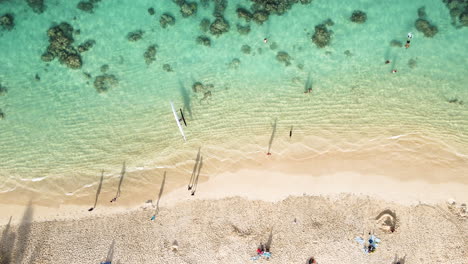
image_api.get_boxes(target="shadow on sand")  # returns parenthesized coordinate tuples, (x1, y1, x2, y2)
(267, 118, 277, 155)
(89, 170, 104, 211)
(152, 171, 167, 219)
(0, 201, 34, 264)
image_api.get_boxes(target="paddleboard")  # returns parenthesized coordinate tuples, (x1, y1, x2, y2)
(170, 102, 186, 141)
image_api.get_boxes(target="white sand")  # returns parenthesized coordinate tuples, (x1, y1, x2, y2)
(1, 169, 467, 264)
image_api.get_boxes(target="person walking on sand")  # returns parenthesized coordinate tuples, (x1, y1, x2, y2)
(405, 32, 413, 49)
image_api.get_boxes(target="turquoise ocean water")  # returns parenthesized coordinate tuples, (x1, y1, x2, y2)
(0, 0, 467, 205)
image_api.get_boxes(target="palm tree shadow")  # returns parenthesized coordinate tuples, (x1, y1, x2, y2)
(111, 162, 126, 202)
(89, 170, 104, 211)
(191, 156, 203, 196)
(188, 147, 201, 190)
(267, 118, 277, 155)
(178, 79, 193, 120)
(0, 216, 16, 264)
(265, 229, 273, 252)
(153, 171, 167, 218)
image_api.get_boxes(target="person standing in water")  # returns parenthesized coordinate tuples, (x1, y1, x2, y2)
(405, 32, 413, 48)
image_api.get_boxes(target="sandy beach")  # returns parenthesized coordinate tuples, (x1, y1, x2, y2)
(1, 166, 467, 264)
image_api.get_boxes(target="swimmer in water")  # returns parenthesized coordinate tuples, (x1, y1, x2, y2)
(405, 32, 413, 49)
(263, 38, 268, 43)
(385, 60, 390, 64)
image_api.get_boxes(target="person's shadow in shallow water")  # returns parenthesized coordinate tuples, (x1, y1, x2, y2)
(89, 170, 104, 211)
(267, 118, 277, 155)
(188, 147, 201, 191)
(191, 156, 203, 196)
(111, 162, 126, 202)
(178, 79, 193, 120)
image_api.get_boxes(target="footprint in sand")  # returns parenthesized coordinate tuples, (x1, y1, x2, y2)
(375, 209, 398, 233)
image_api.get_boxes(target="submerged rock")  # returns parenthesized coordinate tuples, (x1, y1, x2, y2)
(0, 83, 7, 96)
(415, 18, 438, 37)
(276, 51, 291, 66)
(312, 23, 333, 48)
(192, 82, 204, 93)
(144, 45, 157, 65)
(162, 64, 173, 72)
(42, 22, 83, 69)
(77, 39, 96, 53)
(209, 17, 230, 36)
(94, 74, 118, 93)
(100, 64, 109, 73)
(127, 30, 144, 41)
(241, 44, 251, 54)
(148, 7, 155, 15)
(252, 10, 269, 24)
(180, 1, 197, 17)
(350, 10, 367, 23)
(213, 0, 227, 18)
(236, 24, 250, 35)
(160, 13, 176, 28)
(0, 13, 14, 31)
(77, 1, 94, 13)
(250, 0, 310, 16)
(196, 35, 211, 47)
(417, 6, 427, 18)
(200, 18, 211, 32)
(228, 58, 240, 69)
(26, 0, 46, 14)
(236, 7, 252, 22)
(441, 0, 468, 27)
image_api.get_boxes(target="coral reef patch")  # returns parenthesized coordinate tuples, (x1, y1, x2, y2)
(160, 13, 176, 28)
(144, 45, 157, 65)
(350, 10, 367, 23)
(127, 30, 144, 42)
(312, 20, 333, 48)
(415, 7, 438, 37)
(26, 0, 46, 14)
(41, 22, 83, 69)
(0, 13, 14, 31)
(94, 74, 119, 93)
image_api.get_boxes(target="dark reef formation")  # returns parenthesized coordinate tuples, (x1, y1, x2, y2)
(41, 22, 84, 69)
(0, 83, 7, 96)
(236, 7, 252, 22)
(276, 51, 291, 66)
(209, 17, 230, 36)
(100, 64, 109, 73)
(172, 0, 198, 17)
(148, 8, 155, 15)
(415, 7, 438, 37)
(160, 13, 176, 28)
(441, 0, 468, 28)
(192, 81, 213, 102)
(213, 0, 227, 18)
(228, 58, 241, 69)
(350, 10, 367, 23)
(236, 24, 251, 35)
(94, 74, 118, 93)
(26, 0, 46, 14)
(408, 58, 417, 68)
(77, 1, 94, 13)
(163, 64, 173, 72)
(196, 35, 211, 47)
(312, 20, 333, 48)
(200, 18, 211, 32)
(0, 108, 4, 120)
(250, 0, 311, 16)
(241, 44, 251, 54)
(77, 39, 96, 53)
(127, 30, 144, 41)
(0, 13, 14, 31)
(144, 45, 157, 65)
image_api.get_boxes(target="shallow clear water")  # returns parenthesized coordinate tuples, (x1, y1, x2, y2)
(0, 0, 467, 204)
